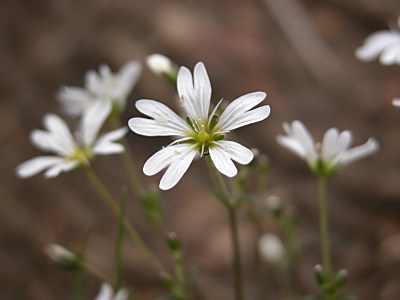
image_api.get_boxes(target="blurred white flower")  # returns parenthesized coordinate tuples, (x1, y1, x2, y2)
(146, 53, 175, 75)
(258, 233, 285, 264)
(277, 120, 378, 176)
(393, 98, 400, 107)
(58, 61, 141, 116)
(94, 283, 128, 300)
(129, 62, 270, 190)
(355, 17, 400, 65)
(16, 102, 127, 178)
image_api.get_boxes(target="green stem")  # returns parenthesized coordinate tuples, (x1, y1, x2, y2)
(84, 167, 166, 273)
(82, 262, 112, 284)
(110, 117, 145, 197)
(318, 176, 333, 285)
(115, 189, 127, 290)
(73, 265, 84, 300)
(206, 156, 243, 300)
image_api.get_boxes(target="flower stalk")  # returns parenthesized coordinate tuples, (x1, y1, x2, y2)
(206, 156, 243, 300)
(318, 176, 332, 282)
(110, 117, 145, 197)
(84, 167, 165, 273)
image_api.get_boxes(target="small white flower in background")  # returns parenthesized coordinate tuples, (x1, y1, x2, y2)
(258, 233, 285, 264)
(16, 102, 128, 178)
(147, 53, 175, 75)
(94, 283, 128, 300)
(393, 98, 400, 107)
(128, 62, 270, 190)
(355, 17, 400, 65)
(45, 244, 77, 265)
(277, 120, 378, 177)
(58, 61, 141, 117)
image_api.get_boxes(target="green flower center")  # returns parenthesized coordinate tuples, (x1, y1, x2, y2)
(197, 130, 212, 143)
(69, 148, 92, 164)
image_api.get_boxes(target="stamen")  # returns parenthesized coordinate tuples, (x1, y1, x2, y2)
(208, 98, 224, 128)
(200, 144, 205, 157)
(167, 137, 192, 147)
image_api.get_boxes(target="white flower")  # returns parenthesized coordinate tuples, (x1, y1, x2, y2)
(129, 62, 270, 190)
(58, 61, 141, 116)
(393, 98, 400, 107)
(277, 120, 378, 176)
(258, 233, 285, 264)
(94, 283, 128, 300)
(355, 17, 400, 65)
(146, 53, 175, 75)
(16, 102, 128, 178)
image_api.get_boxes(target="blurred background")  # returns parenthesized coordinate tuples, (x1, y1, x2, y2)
(1, 0, 400, 299)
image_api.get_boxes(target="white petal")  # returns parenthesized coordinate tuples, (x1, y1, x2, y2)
(44, 160, 79, 178)
(276, 135, 308, 159)
(134, 99, 189, 133)
(93, 128, 127, 155)
(116, 61, 142, 104)
(43, 114, 77, 154)
(143, 144, 194, 176)
(159, 147, 196, 190)
(118, 61, 141, 85)
(338, 138, 379, 166)
(79, 101, 112, 146)
(355, 31, 400, 62)
(193, 62, 211, 121)
(57, 87, 93, 117)
(98, 127, 128, 143)
(114, 289, 129, 300)
(93, 143, 125, 155)
(321, 128, 339, 163)
(291, 121, 317, 163)
(219, 106, 270, 132)
(177, 66, 200, 122)
(380, 43, 400, 65)
(30, 130, 72, 157)
(217, 92, 269, 131)
(392, 98, 400, 107)
(85, 69, 101, 93)
(128, 117, 187, 137)
(16, 156, 64, 178)
(214, 140, 254, 164)
(209, 145, 237, 177)
(94, 283, 113, 300)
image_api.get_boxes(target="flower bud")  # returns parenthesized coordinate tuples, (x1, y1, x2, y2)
(159, 272, 175, 289)
(314, 264, 326, 286)
(265, 195, 282, 213)
(146, 54, 178, 84)
(167, 232, 182, 252)
(45, 244, 80, 270)
(333, 269, 348, 288)
(258, 233, 285, 264)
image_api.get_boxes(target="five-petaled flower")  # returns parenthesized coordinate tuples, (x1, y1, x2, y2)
(94, 283, 128, 300)
(277, 120, 378, 177)
(128, 62, 270, 190)
(16, 102, 127, 178)
(58, 61, 141, 117)
(355, 17, 400, 65)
